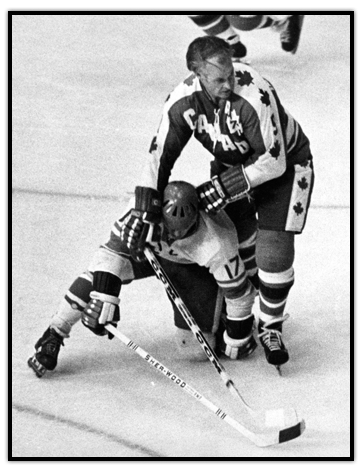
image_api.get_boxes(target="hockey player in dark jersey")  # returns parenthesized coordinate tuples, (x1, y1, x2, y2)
(28, 181, 258, 377)
(189, 15, 305, 59)
(123, 36, 314, 371)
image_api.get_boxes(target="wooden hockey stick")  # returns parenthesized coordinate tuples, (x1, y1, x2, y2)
(105, 324, 305, 447)
(143, 246, 305, 434)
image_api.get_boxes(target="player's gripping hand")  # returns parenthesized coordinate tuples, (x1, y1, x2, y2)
(82, 291, 120, 338)
(121, 210, 147, 262)
(120, 186, 161, 262)
(223, 332, 249, 360)
(197, 165, 250, 214)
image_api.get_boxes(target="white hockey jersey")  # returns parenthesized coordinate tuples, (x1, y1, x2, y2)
(150, 210, 248, 300)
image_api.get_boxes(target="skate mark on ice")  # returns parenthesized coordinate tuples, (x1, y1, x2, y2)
(12, 188, 349, 210)
(12, 403, 164, 458)
(12, 187, 124, 202)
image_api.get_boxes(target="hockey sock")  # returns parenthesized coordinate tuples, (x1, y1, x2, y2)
(51, 271, 94, 337)
(238, 231, 258, 288)
(258, 267, 294, 321)
(51, 299, 83, 338)
(225, 280, 256, 321)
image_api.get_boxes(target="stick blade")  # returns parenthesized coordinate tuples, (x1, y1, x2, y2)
(252, 419, 306, 447)
(278, 418, 306, 444)
(264, 407, 299, 428)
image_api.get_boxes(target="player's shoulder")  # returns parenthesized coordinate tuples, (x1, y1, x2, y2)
(164, 73, 201, 110)
(200, 210, 237, 237)
(233, 62, 267, 91)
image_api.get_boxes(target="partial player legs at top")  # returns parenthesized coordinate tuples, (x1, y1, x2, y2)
(189, 14, 248, 59)
(188, 15, 305, 58)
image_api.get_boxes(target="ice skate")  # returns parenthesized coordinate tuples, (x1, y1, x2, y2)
(28, 327, 64, 378)
(230, 40, 251, 64)
(258, 314, 289, 373)
(279, 15, 305, 54)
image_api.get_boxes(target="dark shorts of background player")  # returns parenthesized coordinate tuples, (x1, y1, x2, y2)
(220, 158, 314, 234)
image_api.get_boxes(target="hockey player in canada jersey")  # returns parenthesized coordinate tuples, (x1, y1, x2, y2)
(123, 36, 315, 372)
(28, 181, 258, 377)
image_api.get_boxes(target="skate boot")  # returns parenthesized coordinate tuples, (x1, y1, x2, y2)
(217, 313, 257, 359)
(28, 327, 64, 378)
(231, 40, 248, 60)
(279, 15, 305, 54)
(258, 314, 289, 374)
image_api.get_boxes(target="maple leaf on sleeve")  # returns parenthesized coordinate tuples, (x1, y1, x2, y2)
(298, 177, 309, 190)
(269, 140, 281, 159)
(293, 202, 304, 215)
(259, 89, 271, 106)
(235, 70, 254, 87)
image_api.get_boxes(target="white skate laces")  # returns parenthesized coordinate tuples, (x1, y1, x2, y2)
(257, 314, 290, 351)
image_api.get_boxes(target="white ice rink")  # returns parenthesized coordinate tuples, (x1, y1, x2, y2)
(11, 13, 351, 460)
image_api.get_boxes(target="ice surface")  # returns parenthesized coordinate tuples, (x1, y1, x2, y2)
(12, 14, 351, 459)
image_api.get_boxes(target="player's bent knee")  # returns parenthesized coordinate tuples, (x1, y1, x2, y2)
(173, 328, 216, 361)
(256, 229, 295, 272)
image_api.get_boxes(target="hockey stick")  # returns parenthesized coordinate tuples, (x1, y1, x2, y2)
(143, 246, 305, 433)
(105, 324, 305, 447)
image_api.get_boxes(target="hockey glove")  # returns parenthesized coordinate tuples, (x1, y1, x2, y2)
(120, 186, 161, 262)
(197, 165, 250, 215)
(222, 314, 256, 360)
(82, 291, 120, 338)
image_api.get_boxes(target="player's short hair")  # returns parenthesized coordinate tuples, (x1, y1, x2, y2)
(186, 36, 232, 74)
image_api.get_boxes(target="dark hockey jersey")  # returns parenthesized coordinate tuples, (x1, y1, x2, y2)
(140, 62, 312, 192)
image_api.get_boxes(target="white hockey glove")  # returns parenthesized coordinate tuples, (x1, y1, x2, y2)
(222, 313, 256, 360)
(197, 165, 250, 215)
(82, 291, 120, 338)
(120, 186, 161, 262)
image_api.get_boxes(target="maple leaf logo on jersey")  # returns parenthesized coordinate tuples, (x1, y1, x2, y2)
(293, 202, 304, 215)
(269, 140, 281, 159)
(235, 70, 254, 87)
(298, 177, 309, 190)
(149, 136, 158, 153)
(259, 89, 271, 106)
(184, 74, 196, 86)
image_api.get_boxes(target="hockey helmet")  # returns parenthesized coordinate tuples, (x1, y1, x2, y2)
(162, 181, 199, 237)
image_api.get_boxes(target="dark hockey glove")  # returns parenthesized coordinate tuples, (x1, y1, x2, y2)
(197, 165, 250, 215)
(120, 186, 161, 262)
(82, 291, 120, 338)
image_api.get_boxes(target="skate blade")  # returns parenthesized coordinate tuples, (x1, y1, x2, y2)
(275, 365, 282, 376)
(27, 356, 47, 378)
